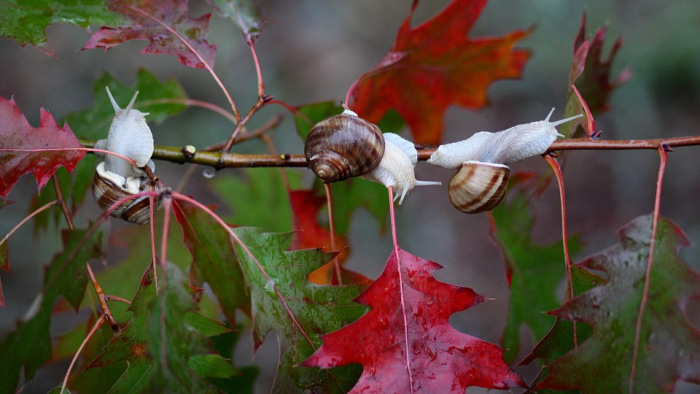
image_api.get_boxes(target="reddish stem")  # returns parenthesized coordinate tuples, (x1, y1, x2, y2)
(60, 314, 106, 393)
(159, 193, 173, 370)
(629, 146, 668, 391)
(544, 154, 577, 347)
(387, 186, 414, 391)
(323, 183, 342, 285)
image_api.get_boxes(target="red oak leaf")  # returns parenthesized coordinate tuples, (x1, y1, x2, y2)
(0, 96, 85, 197)
(348, 0, 530, 145)
(288, 189, 370, 285)
(570, 12, 631, 114)
(302, 248, 524, 392)
(83, 0, 216, 69)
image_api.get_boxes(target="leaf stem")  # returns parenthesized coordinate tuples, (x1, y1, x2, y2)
(323, 183, 342, 285)
(60, 314, 105, 393)
(543, 154, 577, 348)
(387, 186, 414, 392)
(629, 146, 668, 391)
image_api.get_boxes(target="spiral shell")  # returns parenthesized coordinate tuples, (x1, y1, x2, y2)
(304, 108, 385, 182)
(92, 87, 159, 224)
(92, 162, 161, 224)
(448, 161, 509, 213)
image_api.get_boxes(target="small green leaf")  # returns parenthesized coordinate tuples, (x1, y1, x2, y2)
(205, 0, 262, 42)
(189, 354, 239, 379)
(185, 312, 233, 337)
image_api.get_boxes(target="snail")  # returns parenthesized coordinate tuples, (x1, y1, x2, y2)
(304, 107, 385, 183)
(363, 133, 441, 205)
(427, 108, 582, 213)
(91, 86, 160, 224)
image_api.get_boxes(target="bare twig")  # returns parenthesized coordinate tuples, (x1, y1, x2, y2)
(79, 135, 700, 170)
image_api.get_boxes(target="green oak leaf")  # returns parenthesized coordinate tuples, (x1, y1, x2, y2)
(233, 228, 368, 392)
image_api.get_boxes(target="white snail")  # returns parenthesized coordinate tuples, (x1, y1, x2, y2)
(91, 86, 160, 224)
(428, 108, 581, 213)
(363, 133, 441, 205)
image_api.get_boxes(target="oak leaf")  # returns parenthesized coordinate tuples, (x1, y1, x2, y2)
(0, 96, 85, 198)
(303, 248, 524, 392)
(348, 0, 530, 145)
(538, 214, 700, 392)
(233, 228, 368, 392)
(83, 0, 216, 69)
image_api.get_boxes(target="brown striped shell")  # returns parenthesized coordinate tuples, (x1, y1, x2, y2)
(92, 162, 161, 224)
(448, 161, 509, 213)
(304, 109, 385, 182)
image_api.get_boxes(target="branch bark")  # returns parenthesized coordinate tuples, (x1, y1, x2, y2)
(79, 135, 700, 169)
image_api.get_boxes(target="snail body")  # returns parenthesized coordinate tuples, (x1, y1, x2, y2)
(427, 108, 582, 169)
(428, 108, 581, 213)
(304, 108, 384, 183)
(91, 87, 160, 224)
(363, 133, 441, 205)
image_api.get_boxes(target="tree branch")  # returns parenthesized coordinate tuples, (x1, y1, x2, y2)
(79, 135, 700, 170)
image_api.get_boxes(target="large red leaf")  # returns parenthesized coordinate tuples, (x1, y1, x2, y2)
(348, 0, 530, 145)
(0, 96, 85, 197)
(83, 0, 216, 69)
(303, 248, 524, 392)
(538, 215, 700, 392)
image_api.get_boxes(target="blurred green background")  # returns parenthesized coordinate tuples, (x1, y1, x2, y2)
(1, 0, 699, 392)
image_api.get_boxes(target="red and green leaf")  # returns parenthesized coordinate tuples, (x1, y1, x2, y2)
(233, 228, 368, 392)
(561, 12, 631, 138)
(348, 0, 530, 145)
(83, 0, 216, 69)
(538, 214, 700, 392)
(303, 248, 525, 392)
(0, 96, 85, 198)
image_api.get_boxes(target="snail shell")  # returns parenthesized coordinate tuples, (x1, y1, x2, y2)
(429, 108, 581, 213)
(448, 161, 509, 213)
(304, 108, 385, 182)
(363, 133, 441, 205)
(92, 87, 160, 224)
(92, 162, 160, 224)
